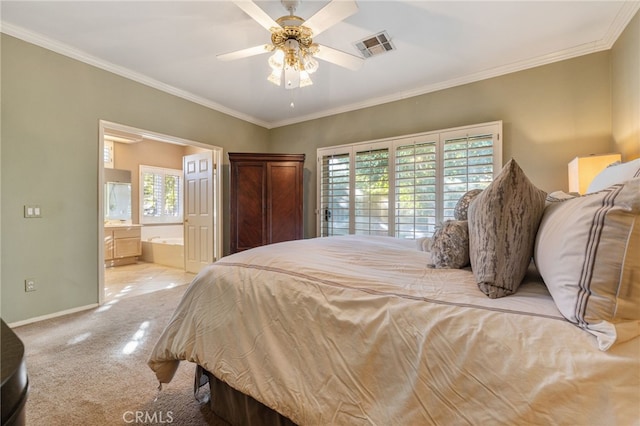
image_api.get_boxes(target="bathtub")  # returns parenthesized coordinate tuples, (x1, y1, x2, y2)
(140, 236, 184, 269)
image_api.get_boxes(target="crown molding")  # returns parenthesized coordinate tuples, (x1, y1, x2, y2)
(269, 41, 607, 128)
(2, 0, 638, 130)
(601, 0, 640, 47)
(0, 22, 271, 129)
(270, 1, 640, 128)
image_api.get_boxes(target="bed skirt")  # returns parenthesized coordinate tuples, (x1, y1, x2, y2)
(200, 368, 297, 426)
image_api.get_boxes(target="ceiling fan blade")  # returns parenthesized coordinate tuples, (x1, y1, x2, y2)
(217, 44, 273, 61)
(303, 0, 358, 36)
(314, 44, 363, 71)
(233, 1, 280, 31)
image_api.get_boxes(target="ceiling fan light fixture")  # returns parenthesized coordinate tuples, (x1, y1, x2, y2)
(285, 50, 300, 70)
(268, 68, 283, 86)
(268, 49, 285, 70)
(267, 45, 315, 89)
(299, 70, 313, 87)
(225, 0, 363, 91)
(284, 64, 300, 89)
(302, 53, 319, 74)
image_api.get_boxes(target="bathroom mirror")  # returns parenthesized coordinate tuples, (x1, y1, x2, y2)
(105, 181, 132, 222)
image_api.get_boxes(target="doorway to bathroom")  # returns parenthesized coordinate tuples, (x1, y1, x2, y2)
(98, 120, 223, 304)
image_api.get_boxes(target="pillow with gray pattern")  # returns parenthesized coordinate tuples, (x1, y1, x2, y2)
(467, 159, 546, 298)
(429, 220, 470, 269)
(454, 189, 483, 220)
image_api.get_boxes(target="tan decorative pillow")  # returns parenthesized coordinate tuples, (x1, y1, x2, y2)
(535, 178, 640, 350)
(467, 159, 547, 298)
(429, 220, 469, 269)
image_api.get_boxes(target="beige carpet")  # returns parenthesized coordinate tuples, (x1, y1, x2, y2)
(12, 284, 228, 425)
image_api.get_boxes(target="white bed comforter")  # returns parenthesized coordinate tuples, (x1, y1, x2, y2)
(148, 235, 640, 425)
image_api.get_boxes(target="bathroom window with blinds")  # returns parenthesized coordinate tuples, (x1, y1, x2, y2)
(317, 121, 502, 238)
(140, 165, 183, 224)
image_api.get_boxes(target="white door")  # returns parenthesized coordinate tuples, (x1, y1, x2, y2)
(184, 151, 214, 273)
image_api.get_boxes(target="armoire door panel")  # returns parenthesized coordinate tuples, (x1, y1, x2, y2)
(268, 163, 301, 243)
(232, 163, 266, 252)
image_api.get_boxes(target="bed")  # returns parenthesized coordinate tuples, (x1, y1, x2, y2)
(148, 160, 640, 425)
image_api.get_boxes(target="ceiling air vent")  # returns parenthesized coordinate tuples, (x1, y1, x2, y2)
(355, 31, 395, 58)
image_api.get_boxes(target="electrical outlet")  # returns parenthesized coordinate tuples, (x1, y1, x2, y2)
(24, 205, 42, 218)
(25, 279, 36, 292)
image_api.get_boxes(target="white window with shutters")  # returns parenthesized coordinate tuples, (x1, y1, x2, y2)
(394, 135, 438, 239)
(354, 143, 390, 236)
(317, 121, 502, 238)
(320, 150, 351, 236)
(140, 165, 183, 224)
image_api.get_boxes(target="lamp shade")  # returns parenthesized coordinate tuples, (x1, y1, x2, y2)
(568, 153, 621, 194)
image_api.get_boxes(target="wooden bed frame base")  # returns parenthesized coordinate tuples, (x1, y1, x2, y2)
(202, 369, 297, 426)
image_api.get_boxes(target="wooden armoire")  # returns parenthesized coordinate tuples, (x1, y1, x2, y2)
(229, 152, 305, 253)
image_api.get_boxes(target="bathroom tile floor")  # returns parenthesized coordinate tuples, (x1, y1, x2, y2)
(104, 261, 195, 303)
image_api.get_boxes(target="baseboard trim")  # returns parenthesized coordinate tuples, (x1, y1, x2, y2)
(8, 304, 99, 328)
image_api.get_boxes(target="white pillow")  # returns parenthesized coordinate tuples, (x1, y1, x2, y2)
(534, 177, 640, 350)
(586, 158, 640, 193)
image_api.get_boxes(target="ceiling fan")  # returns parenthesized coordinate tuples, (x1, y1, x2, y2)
(218, 0, 364, 89)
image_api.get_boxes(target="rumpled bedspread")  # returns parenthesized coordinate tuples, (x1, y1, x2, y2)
(148, 235, 640, 425)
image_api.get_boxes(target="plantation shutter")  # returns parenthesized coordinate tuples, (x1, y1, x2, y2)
(354, 147, 390, 236)
(394, 138, 438, 238)
(317, 121, 501, 238)
(142, 171, 163, 218)
(163, 174, 181, 217)
(319, 152, 351, 237)
(441, 132, 495, 222)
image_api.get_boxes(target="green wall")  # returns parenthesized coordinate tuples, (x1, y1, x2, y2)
(612, 10, 640, 159)
(270, 52, 615, 238)
(271, 10, 639, 239)
(1, 34, 268, 323)
(2, 9, 639, 324)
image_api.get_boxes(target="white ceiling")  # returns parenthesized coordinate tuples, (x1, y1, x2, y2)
(2, 1, 638, 128)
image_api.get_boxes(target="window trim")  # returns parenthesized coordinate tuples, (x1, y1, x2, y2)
(316, 121, 502, 238)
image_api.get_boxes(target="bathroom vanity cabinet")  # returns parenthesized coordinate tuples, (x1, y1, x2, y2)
(104, 225, 142, 267)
